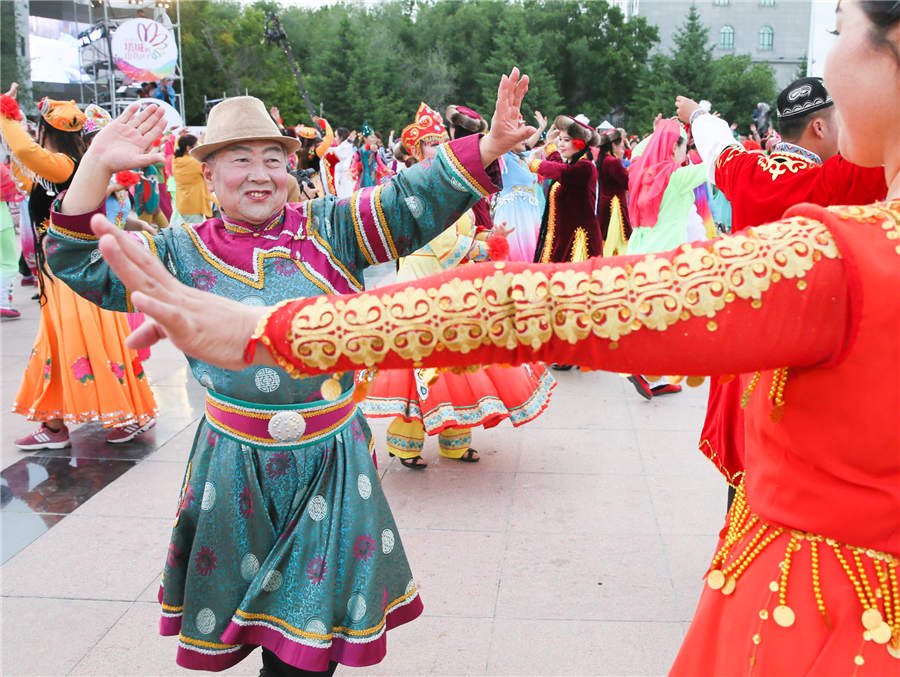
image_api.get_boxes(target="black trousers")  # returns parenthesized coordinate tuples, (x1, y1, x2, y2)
(259, 648, 338, 677)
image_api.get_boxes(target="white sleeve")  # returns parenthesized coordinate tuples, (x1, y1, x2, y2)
(334, 141, 355, 162)
(691, 114, 740, 186)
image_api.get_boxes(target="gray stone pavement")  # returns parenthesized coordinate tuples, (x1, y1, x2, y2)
(0, 277, 726, 676)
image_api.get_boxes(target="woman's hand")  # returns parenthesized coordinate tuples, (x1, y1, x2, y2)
(534, 110, 547, 131)
(91, 214, 269, 370)
(491, 220, 514, 238)
(480, 67, 536, 167)
(4, 82, 18, 99)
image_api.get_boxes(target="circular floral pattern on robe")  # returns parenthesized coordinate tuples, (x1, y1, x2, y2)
(196, 608, 216, 635)
(240, 294, 266, 306)
(305, 618, 327, 635)
(405, 579, 416, 595)
(240, 553, 260, 581)
(357, 473, 372, 500)
(381, 529, 395, 554)
(254, 367, 281, 393)
(201, 482, 216, 511)
(308, 495, 327, 521)
(347, 593, 367, 622)
(450, 177, 469, 192)
(404, 196, 424, 219)
(262, 569, 283, 592)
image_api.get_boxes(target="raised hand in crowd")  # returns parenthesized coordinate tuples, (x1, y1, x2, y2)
(62, 103, 166, 215)
(675, 95, 701, 124)
(480, 67, 535, 166)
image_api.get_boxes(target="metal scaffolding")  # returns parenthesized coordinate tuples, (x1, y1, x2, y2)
(76, 0, 185, 122)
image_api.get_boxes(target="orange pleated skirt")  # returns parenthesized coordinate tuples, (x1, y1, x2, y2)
(12, 276, 158, 427)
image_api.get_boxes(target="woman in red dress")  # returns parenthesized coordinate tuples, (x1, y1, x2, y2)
(531, 115, 603, 263)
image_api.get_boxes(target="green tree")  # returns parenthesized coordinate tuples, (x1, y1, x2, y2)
(709, 55, 776, 131)
(477, 6, 562, 121)
(794, 54, 808, 81)
(629, 4, 775, 134)
(669, 4, 714, 97)
(1, 0, 21, 90)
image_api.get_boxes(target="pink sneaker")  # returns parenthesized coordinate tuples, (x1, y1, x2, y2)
(15, 423, 71, 450)
(1, 308, 21, 320)
(106, 418, 156, 444)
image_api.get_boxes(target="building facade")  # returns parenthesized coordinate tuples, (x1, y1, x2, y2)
(630, 0, 811, 90)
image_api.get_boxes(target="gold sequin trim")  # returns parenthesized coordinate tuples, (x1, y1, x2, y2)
(283, 218, 840, 370)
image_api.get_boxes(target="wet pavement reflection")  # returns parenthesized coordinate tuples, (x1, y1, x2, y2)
(0, 423, 161, 563)
(1, 371, 204, 563)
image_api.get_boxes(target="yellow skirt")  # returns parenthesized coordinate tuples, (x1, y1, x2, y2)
(12, 277, 158, 427)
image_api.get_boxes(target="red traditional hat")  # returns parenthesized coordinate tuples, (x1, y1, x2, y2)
(401, 103, 448, 160)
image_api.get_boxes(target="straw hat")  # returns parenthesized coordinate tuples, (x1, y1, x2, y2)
(191, 96, 300, 161)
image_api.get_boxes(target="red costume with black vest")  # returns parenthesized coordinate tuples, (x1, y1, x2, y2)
(691, 111, 887, 486)
(530, 150, 601, 263)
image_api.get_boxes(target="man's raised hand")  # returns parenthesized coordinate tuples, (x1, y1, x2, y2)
(481, 67, 536, 167)
(86, 103, 167, 173)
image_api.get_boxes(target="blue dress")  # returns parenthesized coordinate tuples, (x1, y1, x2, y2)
(493, 151, 545, 261)
(45, 136, 499, 672)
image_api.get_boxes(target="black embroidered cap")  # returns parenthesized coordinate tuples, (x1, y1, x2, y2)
(776, 77, 834, 121)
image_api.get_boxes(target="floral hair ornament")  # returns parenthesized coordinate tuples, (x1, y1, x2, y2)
(401, 102, 449, 160)
(39, 97, 86, 132)
(361, 122, 374, 137)
(82, 104, 112, 135)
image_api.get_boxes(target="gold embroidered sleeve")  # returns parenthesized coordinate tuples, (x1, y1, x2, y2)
(259, 218, 851, 377)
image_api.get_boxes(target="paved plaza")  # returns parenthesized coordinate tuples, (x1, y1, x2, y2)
(1, 278, 725, 676)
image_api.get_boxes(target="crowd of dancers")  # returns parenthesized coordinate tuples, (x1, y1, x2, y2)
(1, 0, 898, 674)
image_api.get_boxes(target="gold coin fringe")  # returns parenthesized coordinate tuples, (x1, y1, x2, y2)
(705, 482, 900, 661)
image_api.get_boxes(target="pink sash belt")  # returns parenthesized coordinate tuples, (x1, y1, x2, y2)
(205, 388, 356, 449)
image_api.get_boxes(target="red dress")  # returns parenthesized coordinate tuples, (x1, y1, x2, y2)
(256, 199, 900, 673)
(596, 154, 631, 242)
(531, 152, 602, 263)
(698, 146, 887, 485)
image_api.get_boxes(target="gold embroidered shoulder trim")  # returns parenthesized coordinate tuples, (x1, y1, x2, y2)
(715, 145, 816, 182)
(754, 153, 815, 181)
(284, 218, 840, 370)
(830, 200, 900, 257)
